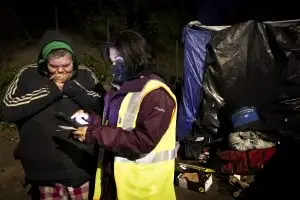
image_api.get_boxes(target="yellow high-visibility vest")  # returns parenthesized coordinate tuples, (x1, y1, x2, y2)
(93, 79, 177, 200)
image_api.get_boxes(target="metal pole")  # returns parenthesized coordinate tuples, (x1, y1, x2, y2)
(106, 19, 110, 43)
(55, 3, 59, 32)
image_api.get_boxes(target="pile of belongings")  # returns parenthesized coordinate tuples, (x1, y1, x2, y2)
(228, 174, 255, 198)
(218, 106, 277, 175)
(178, 134, 212, 163)
(175, 160, 215, 193)
(216, 106, 278, 197)
(177, 19, 300, 198)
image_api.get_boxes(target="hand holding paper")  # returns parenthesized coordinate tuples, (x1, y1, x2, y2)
(71, 110, 90, 125)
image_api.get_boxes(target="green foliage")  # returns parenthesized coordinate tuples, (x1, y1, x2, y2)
(66, 0, 192, 49)
(0, 65, 28, 131)
(77, 49, 111, 83)
(60, 0, 191, 77)
(0, 68, 19, 101)
(145, 12, 181, 47)
(0, 121, 16, 132)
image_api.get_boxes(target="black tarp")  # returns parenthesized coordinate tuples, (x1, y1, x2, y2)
(198, 20, 300, 137)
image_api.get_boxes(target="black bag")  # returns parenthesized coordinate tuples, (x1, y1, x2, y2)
(179, 134, 211, 160)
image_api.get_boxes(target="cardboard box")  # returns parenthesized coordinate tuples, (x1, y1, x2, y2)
(176, 172, 213, 193)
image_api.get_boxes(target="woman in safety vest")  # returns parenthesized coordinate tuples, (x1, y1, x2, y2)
(71, 30, 177, 200)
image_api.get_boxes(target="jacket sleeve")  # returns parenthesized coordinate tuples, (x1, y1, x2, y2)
(1, 65, 62, 123)
(86, 88, 176, 160)
(62, 66, 104, 114)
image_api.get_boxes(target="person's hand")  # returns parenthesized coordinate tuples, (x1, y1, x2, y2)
(49, 73, 71, 90)
(51, 72, 72, 83)
(73, 126, 88, 142)
(71, 110, 90, 125)
(55, 82, 64, 91)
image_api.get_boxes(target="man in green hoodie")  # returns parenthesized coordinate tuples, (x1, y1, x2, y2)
(1, 31, 104, 200)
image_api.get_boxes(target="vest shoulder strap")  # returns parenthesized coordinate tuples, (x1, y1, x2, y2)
(118, 79, 177, 130)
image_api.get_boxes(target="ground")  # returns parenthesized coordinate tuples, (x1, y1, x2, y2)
(0, 130, 232, 200)
(0, 129, 28, 200)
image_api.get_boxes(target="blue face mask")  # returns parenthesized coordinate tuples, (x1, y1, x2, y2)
(111, 57, 128, 85)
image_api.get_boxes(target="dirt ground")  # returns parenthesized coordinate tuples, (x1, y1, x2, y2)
(0, 130, 232, 200)
(0, 129, 28, 200)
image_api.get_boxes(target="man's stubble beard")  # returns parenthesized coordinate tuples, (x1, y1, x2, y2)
(53, 72, 72, 83)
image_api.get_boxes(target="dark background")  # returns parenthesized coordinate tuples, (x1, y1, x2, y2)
(1, 0, 299, 47)
(0, 1, 299, 199)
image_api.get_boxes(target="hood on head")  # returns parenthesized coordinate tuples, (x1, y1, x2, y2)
(37, 30, 78, 76)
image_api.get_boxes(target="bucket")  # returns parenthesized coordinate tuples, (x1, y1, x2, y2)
(231, 106, 259, 128)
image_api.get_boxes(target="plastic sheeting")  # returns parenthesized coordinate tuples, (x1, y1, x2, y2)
(199, 20, 300, 136)
(176, 26, 212, 140)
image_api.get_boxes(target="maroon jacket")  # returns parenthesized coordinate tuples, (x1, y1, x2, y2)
(86, 74, 175, 200)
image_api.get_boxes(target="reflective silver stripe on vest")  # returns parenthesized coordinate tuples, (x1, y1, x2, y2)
(117, 88, 176, 164)
(115, 149, 176, 164)
(119, 92, 142, 131)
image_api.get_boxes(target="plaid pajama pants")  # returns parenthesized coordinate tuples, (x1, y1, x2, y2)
(39, 181, 89, 200)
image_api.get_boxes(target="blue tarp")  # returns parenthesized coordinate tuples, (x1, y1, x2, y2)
(176, 26, 212, 140)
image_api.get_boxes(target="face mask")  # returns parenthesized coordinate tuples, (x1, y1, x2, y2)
(111, 56, 128, 84)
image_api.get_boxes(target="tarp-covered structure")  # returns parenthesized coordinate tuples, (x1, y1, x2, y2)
(177, 19, 300, 140)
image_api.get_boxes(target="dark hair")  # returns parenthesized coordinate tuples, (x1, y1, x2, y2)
(110, 30, 152, 75)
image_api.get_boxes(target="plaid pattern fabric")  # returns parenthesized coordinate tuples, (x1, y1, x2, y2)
(39, 181, 89, 200)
